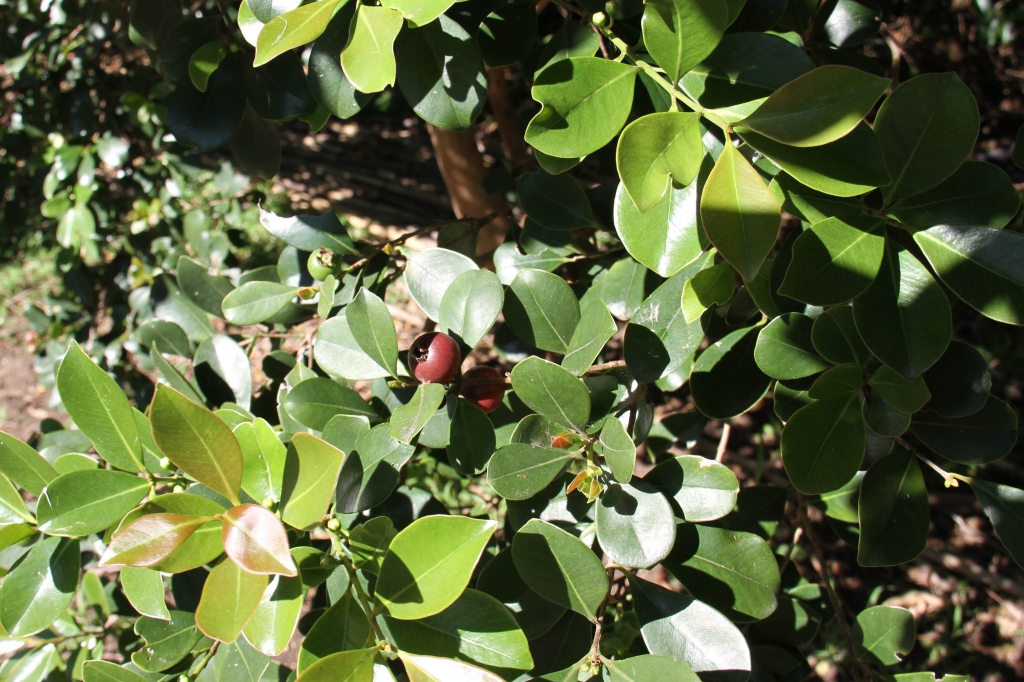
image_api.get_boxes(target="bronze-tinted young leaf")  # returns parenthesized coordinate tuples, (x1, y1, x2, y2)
(101, 513, 213, 567)
(222, 504, 298, 576)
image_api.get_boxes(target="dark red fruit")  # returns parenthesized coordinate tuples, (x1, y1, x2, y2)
(461, 366, 505, 414)
(408, 332, 461, 384)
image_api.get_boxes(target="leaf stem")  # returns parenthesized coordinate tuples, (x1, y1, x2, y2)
(329, 525, 389, 645)
(631, 60, 730, 132)
(588, 566, 617, 670)
(914, 451, 971, 488)
(188, 641, 219, 681)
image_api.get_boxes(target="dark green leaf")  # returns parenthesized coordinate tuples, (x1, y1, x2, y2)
(177, 256, 235, 317)
(641, 0, 729, 83)
(909, 396, 1017, 465)
(778, 216, 885, 305)
(258, 205, 358, 255)
(754, 313, 831, 380)
(136, 320, 192, 357)
(297, 589, 370, 672)
(37, 470, 149, 537)
(599, 418, 636, 483)
(336, 424, 414, 513)
(307, 3, 371, 119)
(405, 248, 479, 321)
(0, 536, 78, 637)
(447, 398, 496, 475)
(0, 430, 58, 496)
(487, 444, 576, 501)
(283, 378, 376, 430)
(221, 282, 299, 326)
(921, 341, 991, 418)
(810, 305, 872, 367)
(892, 161, 1020, 230)
(867, 365, 930, 413)
(644, 454, 739, 522)
(315, 312, 393, 381)
(504, 269, 580, 353)
(477, 1, 537, 68)
(439, 269, 504, 349)
(120, 567, 170, 620)
(691, 325, 772, 419)
(391, 384, 446, 444)
(518, 171, 594, 231)
(132, 611, 202, 672)
(167, 54, 246, 150)
(509, 356, 590, 427)
(854, 605, 915, 665)
(596, 481, 676, 568)
(858, 448, 928, 567)
(561, 298, 617, 376)
(972, 480, 1024, 568)
(782, 392, 864, 495)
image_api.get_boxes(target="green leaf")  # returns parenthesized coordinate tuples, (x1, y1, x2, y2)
(297, 589, 370, 672)
(57, 341, 144, 473)
(396, 16, 488, 131)
(605, 655, 700, 682)
(561, 298, 617, 376)
(257, 205, 358, 255)
(782, 392, 864, 495)
(867, 365, 930, 413)
(891, 161, 1020, 230)
(600, 418, 637, 483)
(336, 424, 414, 513)
(681, 261, 734, 323)
(447, 398, 496, 476)
(132, 611, 202, 672)
(438, 269, 504, 349)
(778, 216, 885, 305)
(700, 142, 781, 281)
(517, 170, 594, 231)
(36, 469, 149, 537)
(854, 605, 916, 665)
(177, 256, 235, 318)
(914, 224, 1024, 326)
(234, 418, 287, 504)
(188, 41, 229, 92)
(83, 661, 150, 682)
(853, 241, 951, 380)
(340, 5, 403, 93)
(770, 171, 863, 225)
(631, 576, 750, 675)
(921, 341, 991, 418)
(971, 480, 1024, 568)
(476, 546, 565, 641)
(810, 305, 873, 367)
(691, 325, 772, 419)
(380, 0, 453, 26)
(525, 57, 638, 159)
(120, 567, 170, 620)
(0, 536, 78, 637)
(404, 248, 479, 321)
(512, 519, 609, 620)
(136, 320, 192, 356)
(151, 385, 243, 506)
(238, 0, 266, 45)
(307, 2, 371, 119)
(100, 513, 212, 567)
(808, 363, 863, 399)
(383, 589, 533, 677)
(534, 20, 601, 74)
(487, 444, 576, 501)
(509, 356, 590, 428)
(196, 558, 269, 642)
(0, 430, 57, 496)
(754, 313, 831, 380)
(909, 396, 1017, 465)
(350, 516, 397, 573)
(596, 481, 676, 568)
(283, 377, 376, 430)
(858, 448, 928, 567)
(347, 288, 399, 377)
(375, 515, 496, 620)
(624, 255, 712, 382)
(167, 54, 246, 151)
(391, 384, 446, 444)
(214, 639, 271, 682)
(738, 65, 889, 147)
(644, 454, 739, 522)
(613, 171, 708, 278)
(221, 282, 300, 325)
(816, 470, 864, 523)
(477, 1, 538, 68)
(281, 433, 345, 529)
(399, 653, 506, 682)
(195, 334, 253, 410)
(641, 0, 729, 83)
(140, 493, 227, 573)
(315, 312, 393, 381)
(296, 648, 377, 682)
(875, 72, 980, 202)
(504, 269, 580, 353)
(616, 112, 703, 213)
(600, 258, 651, 322)
(151, 344, 207, 405)
(254, 0, 343, 67)
(222, 504, 298, 576)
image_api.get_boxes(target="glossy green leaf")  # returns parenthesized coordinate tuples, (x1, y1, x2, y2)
(380, 0, 453, 26)
(307, 2, 370, 119)
(617, 112, 703, 213)
(221, 282, 299, 325)
(57, 341, 144, 473)
(700, 142, 781, 281)
(340, 5, 403, 93)
(681, 261, 734, 323)
(350, 516, 397, 573)
(561, 298, 616, 376)
(864, 393, 911, 437)
(504, 269, 580, 353)
(808, 363, 863, 399)
(132, 611, 203, 672)
(0, 431, 57, 496)
(177, 255, 235, 317)
(810, 305, 872, 367)
(195, 558, 269, 642)
(297, 589, 370, 672)
(439, 269, 504, 349)
(596, 481, 676, 568)
(600, 418, 636, 483)
(971, 480, 1024, 568)
(642, 0, 729, 83)
(139, 493, 227, 573)
(770, 171, 863, 225)
(921, 341, 991, 418)
(348, 288, 399, 377)
(447, 398, 496, 476)
(83, 661, 150, 682)
(631, 576, 750, 676)
(525, 57, 638, 159)
(400, 652, 505, 682)
(195, 334, 253, 410)
(509, 356, 590, 427)
(384, 588, 533, 677)
(512, 519, 609, 620)
(254, 0, 343, 67)
(257, 205, 358, 255)
(296, 648, 377, 682)
(853, 241, 951, 380)
(599, 258, 650, 322)
(754, 313, 831, 380)
(234, 418, 287, 504)
(914, 224, 1024, 326)
(376, 515, 496, 620)
(534, 20, 601, 74)
(892, 161, 1020, 230)
(644, 454, 739, 522)
(213, 639, 271, 682)
(487, 444, 576, 501)
(166, 55, 246, 151)
(281, 433, 345, 529)
(36, 469, 149, 537)
(151, 343, 207, 405)
(136, 319, 192, 356)
(315, 312, 393, 381)
(782, 392, 864, 495)
(391, 383, 446, 445)
(867, 365, 930, 413)
(691, 325, 772, 419)
(476, 546, 566, 641)
(738, 65, 889, 147)
(605, 655, 700, 682)
(858, 448, 928, 566)
(875, 72, 980, 201)
(405, 248, 479, 321)
(477, 1, 537, 68)
(396, 15, 487, 131)
(0, 473, 33, 526)
(120, 567, 170, 620)
(854, 605, 915, 665)
(335, 424, 414, 513)
(909, 396, 1017, 465)
(223, 504, 298, 576)
(779, 216, 885, 305)
(283, 377, 376, 430)
(518, 170, 593, 231)
(0, 536, 78, 637)
(151, 385, 243, 505)
(100, 513, 212, 567)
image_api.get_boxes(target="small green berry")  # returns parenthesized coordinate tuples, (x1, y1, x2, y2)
(307, 247, 341, 280)
(326, 517, 342, 532)
(158, 457, 171, 469)
(591, 11, 607, 27)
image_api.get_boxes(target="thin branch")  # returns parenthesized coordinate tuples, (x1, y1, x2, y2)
(585, 360, 626, 374)
(715, 422, 731, 463)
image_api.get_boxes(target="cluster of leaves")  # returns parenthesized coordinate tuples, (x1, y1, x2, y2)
(3, 0, 1024, 680)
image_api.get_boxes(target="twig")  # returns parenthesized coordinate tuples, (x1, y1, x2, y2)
(585, 360, 626, 374)
(715, 422, 731, 463)
(778, 526, 803, 576)
(589, 567, 617, 668)
(188, 641, 219, 681)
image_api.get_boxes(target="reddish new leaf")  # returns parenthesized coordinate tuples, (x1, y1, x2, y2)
(222, 504, 298, 576)
(100, 513, 213, 567)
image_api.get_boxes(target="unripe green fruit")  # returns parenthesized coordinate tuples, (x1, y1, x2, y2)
(159, 456, 171, 469)
(591, 11, 607, 27)
(604, 0, 617, 16)
(307, 247, 341, 280)
(326, 517, 342, 531)
(408, 332, 461, 384)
